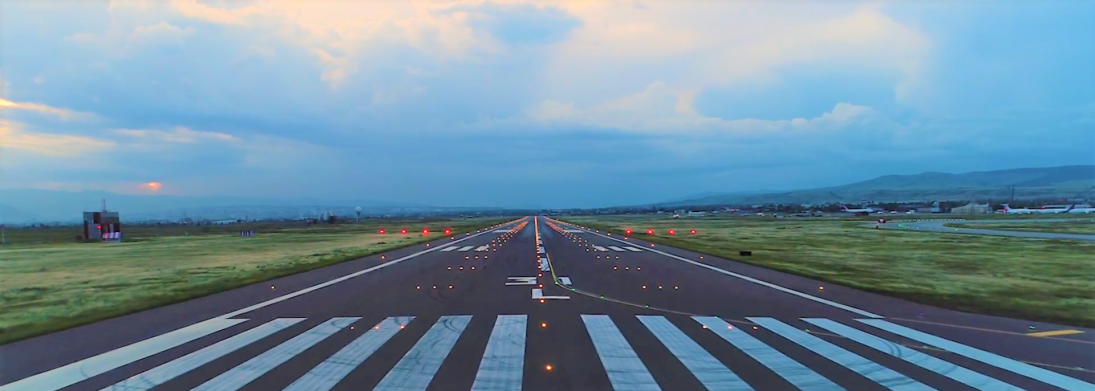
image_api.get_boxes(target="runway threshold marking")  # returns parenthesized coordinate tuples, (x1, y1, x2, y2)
(553, 219, 883, 319)
(859, 319, 1095, 391)
(373, 316, 471, 391)
(750, 317, 931, 390)
(1027, 329, 1084, 338)
(193, 317, 358, 391)
(582, 315, 660, 391)
(803, 318, 1022, 391)
(470, 315, 527, 391)
(0, 318, 246, 391)
(284, 317, 412, 391)
(104, 318, 305, 391)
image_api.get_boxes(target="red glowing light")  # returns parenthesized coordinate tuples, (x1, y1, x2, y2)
(625, 229, 632, 235)
(668, 229, 676, 235)
(422, 229, 429, 235)
(690, 229, 697, 234)
(400, 229, 408, 235)
(647, 229, 654, 235)
(379, 229, 386, 234)
(444, 228, 452, 235)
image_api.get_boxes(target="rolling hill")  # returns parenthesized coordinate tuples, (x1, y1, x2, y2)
(657, 165, 1095, 207)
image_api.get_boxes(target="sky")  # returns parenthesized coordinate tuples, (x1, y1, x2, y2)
(1, 0, 1093, 208)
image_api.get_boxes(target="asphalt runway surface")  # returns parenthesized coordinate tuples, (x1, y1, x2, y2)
(2, 216, 1093, 391)
(876, 218, 1095, 241)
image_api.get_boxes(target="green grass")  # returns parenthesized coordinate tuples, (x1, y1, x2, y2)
(560, 215, 1095, 327)
(0, 217, 512, 345)
(945, 220, 1095, 235)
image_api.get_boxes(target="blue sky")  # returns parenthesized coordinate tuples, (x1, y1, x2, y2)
(2, 0, 1092, 208)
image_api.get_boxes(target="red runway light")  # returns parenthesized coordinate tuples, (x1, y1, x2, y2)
(422, 229, 429, 235)
(379, 229, 386, 234)
(668, 229, 676, 235)
(647, 229, 654, 235)
(690, 229, 697, 234)
(625, 229, 632, 235)
(400, 229, 408, 235)
(444, 228, 451, 235)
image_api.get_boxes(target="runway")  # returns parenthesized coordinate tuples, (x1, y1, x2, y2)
(2, 216, 1093, 391)
(875, 218, 1095, 241)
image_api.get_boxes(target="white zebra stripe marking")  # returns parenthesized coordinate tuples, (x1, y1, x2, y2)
(692, 316, 843, 391)
(582, 315, 661, 391)
(373, 315, 472, 391)
(441, 246, 459, 252)
(749, 317, 933, 391)
(0, 318, 246, 391)
(101, 318, 302, 391)
(470, 315, 527, 391)
(192, 317, 356, 391)
(282, 317, 413, 391)
(803, 319, 1022, 391)
(637, 316, 751, 390)
(858, 319, 1095, 391)
(608, 246, 627, 252)
(458, 246, 475, 252)
(624, 246, 643, 252)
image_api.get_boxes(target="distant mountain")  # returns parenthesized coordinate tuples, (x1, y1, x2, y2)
(0, 189, 428, 224)
(657, 165, 1095, 207)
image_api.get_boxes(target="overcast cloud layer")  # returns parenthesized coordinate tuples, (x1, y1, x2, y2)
(2, 0, 1092, 208)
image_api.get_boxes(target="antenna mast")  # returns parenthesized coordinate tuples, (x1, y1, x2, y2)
(102, 198, 108, 212)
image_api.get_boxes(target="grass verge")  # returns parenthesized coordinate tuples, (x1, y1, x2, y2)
(559, 215, 1095, 327)
(0, 217, 511, 345)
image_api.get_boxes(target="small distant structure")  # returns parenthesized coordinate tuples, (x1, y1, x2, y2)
(951, 202, 991, 214)
(84, 198, 122, 242)
(687, 211, 707, 217)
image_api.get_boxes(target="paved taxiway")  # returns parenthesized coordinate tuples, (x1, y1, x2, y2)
(876, 218, 1095, 241)
(1, 216, 1092, 391)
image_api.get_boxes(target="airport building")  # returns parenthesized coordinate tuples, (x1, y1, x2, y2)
(83, 211, 122, 242)
(951, 202, 991, 214)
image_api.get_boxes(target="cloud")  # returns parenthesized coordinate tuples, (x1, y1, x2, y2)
(1, 1, 1091, 208)
(0, 120, 115, 157)
(115, 126, 238, 144)
(0, 98, 95, 120)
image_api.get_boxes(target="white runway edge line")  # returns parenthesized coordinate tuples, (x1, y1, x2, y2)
(554, 219, 883, 319)
(0, 220, 518, 391)
(0, 318, 246, 391)
(858, 319, 1095, 391)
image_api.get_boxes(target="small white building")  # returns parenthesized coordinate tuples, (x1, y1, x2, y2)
(687, 211, 706, 217)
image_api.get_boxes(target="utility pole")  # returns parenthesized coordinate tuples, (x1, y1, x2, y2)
(1, 224, 5, 247)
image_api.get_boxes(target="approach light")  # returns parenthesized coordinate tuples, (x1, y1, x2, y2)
(401, 229, 408, 235)
(444, 228, 452, 235)
(625, 229, 632, 235)
(422, 229, 429, 235)
(379, 229, 386, 234)
(647, 229, 654, 235)
(668, 229, 676, 235)
(690, 229, 697, 234)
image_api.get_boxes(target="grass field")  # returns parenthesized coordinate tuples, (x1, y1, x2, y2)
(946, 220, 1095, 235)
(0, 217, 511, 345)
(560, 215, 1095, 327)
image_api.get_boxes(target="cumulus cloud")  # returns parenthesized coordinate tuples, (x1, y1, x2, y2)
(115, 126, 238, 144)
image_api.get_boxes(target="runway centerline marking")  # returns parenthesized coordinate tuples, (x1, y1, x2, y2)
(556, 219, 883, 319)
